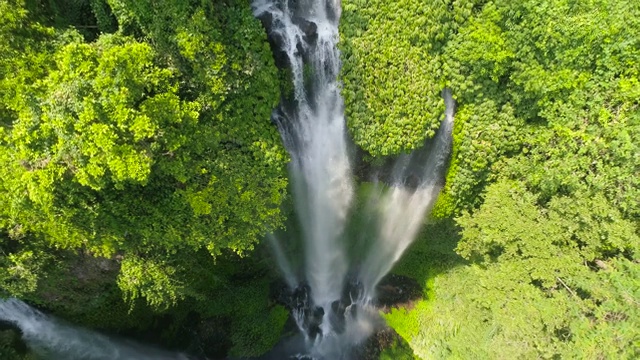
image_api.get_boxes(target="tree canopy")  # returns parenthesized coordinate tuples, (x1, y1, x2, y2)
(342, 0, 640, 357)
(0, 0, 287, 308)
(1, 0, 638, 358)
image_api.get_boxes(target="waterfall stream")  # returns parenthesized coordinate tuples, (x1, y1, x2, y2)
(0, 298, 189, 360)
(0, 1, 454, 358)
(254, 0, 454, 358)
(254, 0, 354, 309)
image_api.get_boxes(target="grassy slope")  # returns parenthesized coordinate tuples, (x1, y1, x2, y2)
(382, 217, 465, 356)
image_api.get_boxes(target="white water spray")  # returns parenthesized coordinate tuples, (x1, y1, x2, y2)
(267, 234, 299, 289)
(0, 298, 189, 360)
(359, 90, 455, 299)
(254, 0, 353, 308)
(255, 0, 455, 357)
(0, 1, 452, 358)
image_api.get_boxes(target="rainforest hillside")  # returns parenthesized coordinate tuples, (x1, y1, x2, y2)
(341, 0, 639, 358)
(1, 0, 638, 359)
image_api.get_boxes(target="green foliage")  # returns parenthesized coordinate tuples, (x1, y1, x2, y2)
(382, 219, 465, 350)
(400, 182, 639, 359)
(379, 335, 420, 360)
(342, 1, 640, 358)
(340, 1, 444, 155)
(340, 0, 488, 156)
(11, 244, 287, 357)
(0, 0, 286, 309)
(388, 181, 638, 359)
(0, 0, 55, 122)
(0, 248, 50, 297)
(440, 0, 640, 215)
(14, 34, 193, 190)
(343, 0, 640, 218)
(229, 302, 288, 357)
(13, 248, 159, 332)
(0, 329, 37, 360)
(437, 101, 524, 214)
(461, 184, 638, 264)
(187, 261, 288, 358)
(118, 255, 184, 309)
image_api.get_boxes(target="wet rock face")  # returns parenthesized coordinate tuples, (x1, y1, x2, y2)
(375, 274, 422, 311)
(0, 322, 29, 356)
(291, 16, 318, 44)
(257, 12, 289, 68)
(270, 274, 422, 344)
(256, 11, 318, 69)
(271, 281, 326, 340)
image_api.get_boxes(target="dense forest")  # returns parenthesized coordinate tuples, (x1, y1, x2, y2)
(1, 0, 638, 359)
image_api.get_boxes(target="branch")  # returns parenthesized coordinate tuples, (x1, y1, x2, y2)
(557, 277, 577, 298)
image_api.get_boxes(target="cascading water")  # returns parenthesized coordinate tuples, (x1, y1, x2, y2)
(254, 0, 353, 318)
(0, 298, 189, 360)
(254, 0, 455, 358)
(358, 90, 455, 300)
(0, 1, 453, 357)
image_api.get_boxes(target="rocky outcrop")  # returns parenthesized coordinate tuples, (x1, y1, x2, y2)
(257, 12, 318, 69)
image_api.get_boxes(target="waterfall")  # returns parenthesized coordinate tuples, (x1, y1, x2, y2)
(358, 89, 455, 299)
(0, 298, 189, 360)
(254, 0, 353, 308)
(255, 0, 455, 358)
(267, 233, 299, 289)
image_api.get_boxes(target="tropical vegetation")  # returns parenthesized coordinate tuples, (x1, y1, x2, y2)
(341, 0, 639, 358)
(1, 0, 638, 358)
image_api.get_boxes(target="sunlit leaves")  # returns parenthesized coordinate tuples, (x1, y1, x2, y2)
(0, 0, 287, 311)
(436, 0, 640, 218)
(117, 255, 184, 309)
(340, 0, 448, 156)
(0, 249, 50, 297)
(457, 181, 638, 265)
(9, 34, 192, 190)
(400, 180, 639, 359)
(343, 1, 640, 357)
